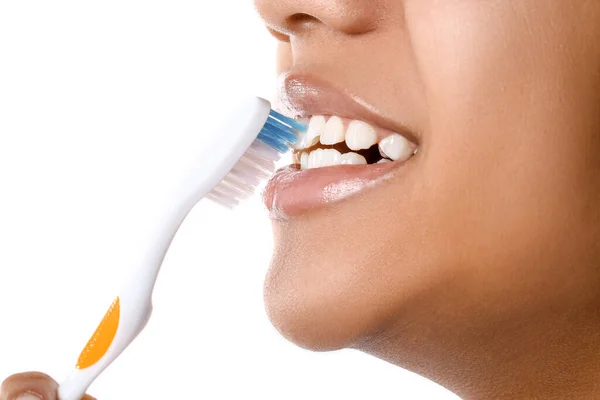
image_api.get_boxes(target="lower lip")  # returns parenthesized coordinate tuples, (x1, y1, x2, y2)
(262, 161, 401, 218)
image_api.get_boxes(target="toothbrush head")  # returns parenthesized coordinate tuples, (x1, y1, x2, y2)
(206, 99, 307, 209)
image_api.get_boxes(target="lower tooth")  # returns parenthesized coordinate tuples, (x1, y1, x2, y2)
(321, 149, 342, 167)
(301, 152, 309, 169)
(377, 158, 392, 164)
(301, 150, 368, 170)
(308, 149, 322, 169)
(308, 148, 343, 169)
(340, 152, 367, 165)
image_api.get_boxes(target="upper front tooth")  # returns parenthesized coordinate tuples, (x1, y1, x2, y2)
(378, 133, 414, 162)
(340, 152, 367, 165)
(320, 116, 345, 145)
(295, 116, 326, 150)
(346, 121, 378, 151)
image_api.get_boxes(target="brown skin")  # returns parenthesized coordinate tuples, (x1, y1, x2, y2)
(0, 373, 95, 400)
(5, 1, 600, 399)
(256, 0, 600, 399)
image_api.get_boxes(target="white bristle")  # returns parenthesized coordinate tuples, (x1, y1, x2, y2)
(248, 140, 283, 163)
(243, 148, 278, 171)
(209, 140, 284, 208)
(206, 107, 304, 209)
(207, 192, 239, 209)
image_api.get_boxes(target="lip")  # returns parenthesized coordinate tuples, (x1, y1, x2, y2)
(262, 71, 420, 218)
(276, 71, 420, 145)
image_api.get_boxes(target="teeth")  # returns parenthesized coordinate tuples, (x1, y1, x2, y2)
(320, 116, 345, 145)
(378, 134, 414, 162)
(296, 116, 417, 171)
(295, 116, 326, 150)
(340, 152, 367, 165)
(307, 150, 319, 169)
(320, 149, 342, 167)
(346, 121, 378, 151)
(307, 148, 342, 169)
(300, 152, 309, 169)
(301, 149, 366, 169)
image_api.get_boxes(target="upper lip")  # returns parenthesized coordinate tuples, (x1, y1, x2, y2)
(275, 70, 420, 145)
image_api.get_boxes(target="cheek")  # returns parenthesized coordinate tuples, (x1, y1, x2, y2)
(402, 0, 600, 308)
(405, 1, 529, 120)
(264, 0, 600, 353)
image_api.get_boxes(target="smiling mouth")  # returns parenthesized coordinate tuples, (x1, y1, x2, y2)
(293, 115, 418, 169)
(262, 72, 421, 219)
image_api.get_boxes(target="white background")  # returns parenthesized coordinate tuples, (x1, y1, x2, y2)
(0, 2, 458, 399)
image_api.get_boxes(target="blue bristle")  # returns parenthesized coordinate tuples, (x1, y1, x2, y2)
(209, 108, 307, 209)
(260, 123, 295, 148)
(256, 110, 307, 152)
(269, 110, 308, 133)
(257, 130, 289, 153)
(265, 117, 300, 143)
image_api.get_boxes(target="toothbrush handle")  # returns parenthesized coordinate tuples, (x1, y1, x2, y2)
(57, 197, 196, 400)
(56, 95, 271, 399)
(57, 292, 153, 400)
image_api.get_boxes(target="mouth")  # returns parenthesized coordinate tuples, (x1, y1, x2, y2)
(262, 72, 420, 218)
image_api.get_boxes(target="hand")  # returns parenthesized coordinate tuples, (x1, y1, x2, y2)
(0, 372, 95, 400)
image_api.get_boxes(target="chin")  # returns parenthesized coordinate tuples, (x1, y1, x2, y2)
(263, 254, 371, 352)
(261, 202, 433, 353)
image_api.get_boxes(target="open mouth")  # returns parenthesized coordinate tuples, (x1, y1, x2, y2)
(262, 72, 420, 219)
(262, 115, 419, 218)
(293, 115, 418, 169)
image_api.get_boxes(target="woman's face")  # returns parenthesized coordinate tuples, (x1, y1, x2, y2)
(256, 0, 600, 384)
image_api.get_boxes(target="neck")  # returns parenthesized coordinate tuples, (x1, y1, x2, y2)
(356, 297, 600, 399)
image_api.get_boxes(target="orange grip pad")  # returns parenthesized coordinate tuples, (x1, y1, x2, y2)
(76, 297, 120, 369)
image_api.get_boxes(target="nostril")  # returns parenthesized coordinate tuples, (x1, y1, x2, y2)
(267, 26, 291, 42)
(288, 13, 319, 24)
(287, 12, 321, 30)
(262, 14, 319, 41)
(255, 0, 381, 38)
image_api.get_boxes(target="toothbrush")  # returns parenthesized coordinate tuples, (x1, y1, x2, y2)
(57, 95, 305, 400)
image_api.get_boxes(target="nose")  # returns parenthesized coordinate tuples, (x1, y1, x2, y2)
(254, 0, 384, 37)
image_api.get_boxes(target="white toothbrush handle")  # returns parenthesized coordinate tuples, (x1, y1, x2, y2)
(57, 202, 193, 400)
(57, 95, 272, 400)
